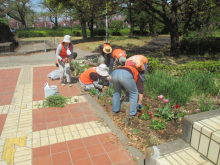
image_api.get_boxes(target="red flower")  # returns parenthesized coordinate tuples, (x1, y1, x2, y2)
(175, 104, 179, 109)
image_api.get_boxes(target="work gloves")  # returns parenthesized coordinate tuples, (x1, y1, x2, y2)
(137, 104, 143, 110)
(61, 58, 71, 63)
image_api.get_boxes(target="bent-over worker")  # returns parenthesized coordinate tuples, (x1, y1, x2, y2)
(109, 47, 127, 74)
(79, 64, 110, 91)
(111, 61, 144, 117)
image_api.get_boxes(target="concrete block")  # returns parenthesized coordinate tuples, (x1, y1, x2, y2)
(202, 119, 220, 130)
(182, 109, 220, 143)
(193, 122, 203, 131)
(207, 140, 220, 164)
(156, 157, 171, 165)
(184, 147, 207, 164)
(169, 153, 188, 165)
(209, 116, 220, 125)
(176, 150, 199, 164)
(198, 134, 210, 156)
(212, 131, 220, 143)
(164, 155, 180, 165)
(202, 126, 213, 138)
(191, 129, 201, 150)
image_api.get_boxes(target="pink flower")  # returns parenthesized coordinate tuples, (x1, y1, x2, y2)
(196, 109, 200, 112)
(163, 99, 169, 103)
(175, 104, 179, 109)
(158, 95, 163, 100)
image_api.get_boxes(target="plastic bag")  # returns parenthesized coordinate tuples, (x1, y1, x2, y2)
(44, 82, 59, 98)
(47, 69, 60, 80)
(48, 69, 66, 80)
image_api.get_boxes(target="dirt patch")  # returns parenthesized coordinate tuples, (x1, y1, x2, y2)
(88, 92, 219, 155)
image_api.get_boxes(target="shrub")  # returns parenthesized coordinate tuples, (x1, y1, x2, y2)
(144, 70, 218, 105)
(180, 36, 220, 55)
(183, 71, 219, 96)
(110, 20, 123, 33)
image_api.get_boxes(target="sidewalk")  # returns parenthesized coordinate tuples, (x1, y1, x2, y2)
(0, 64, 142, 165)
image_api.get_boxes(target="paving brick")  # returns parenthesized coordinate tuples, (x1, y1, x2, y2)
(198, 134, 210, 157)
(212, 131, 220, 143)
(191, 128, 201, 150)
(207, 140, 220, 164)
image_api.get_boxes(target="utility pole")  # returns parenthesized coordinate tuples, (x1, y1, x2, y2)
(106, 4, 108, 43)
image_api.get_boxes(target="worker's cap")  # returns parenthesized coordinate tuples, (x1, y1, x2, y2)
(125, 61, 135, 67)
(96, 64, 109, 76)
(63, 35, 71, 43)
(103, 45, 112, 54)
(119, 56, 126, 66)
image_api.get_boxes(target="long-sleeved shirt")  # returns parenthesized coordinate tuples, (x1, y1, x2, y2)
(56, 43, 75, 61)
(87, 72, 109, 90)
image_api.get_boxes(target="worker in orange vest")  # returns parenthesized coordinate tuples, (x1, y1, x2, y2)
(126, 55, 148, 82)
(98, 43, 113, 66)
(56, 52, 77, 67)
(109, 47, 127, 74)
(111, 61, 144, 117)
(79, 64, 110, 91)
(56, 35, 77, 87)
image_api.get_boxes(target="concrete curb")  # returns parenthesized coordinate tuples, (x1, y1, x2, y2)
(75, 82, 145, 165)
(144, 109, 220, 165)
(182, 109, 220, 143)
(0, 49, 55, 56)
(145, 139, 189, 165)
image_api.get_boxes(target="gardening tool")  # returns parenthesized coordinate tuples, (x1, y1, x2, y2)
(125, 102, 130, 127)
(102, 88, 109, 111)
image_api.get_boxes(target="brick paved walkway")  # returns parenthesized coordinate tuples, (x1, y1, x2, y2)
(0, 65, 138, 165)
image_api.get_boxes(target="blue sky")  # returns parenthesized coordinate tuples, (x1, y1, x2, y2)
(30, 0, 45, 13)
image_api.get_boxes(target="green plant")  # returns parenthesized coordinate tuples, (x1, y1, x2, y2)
(42, 95, 70, 108)
(150, 119, 166, 130)
(105, 85, 115, 97)
(71, 62, 86, 77)
(89, 88, 97, 95)
(178, 111, 187, 117)
(138, 104, 154, 120)
(155, 104, 174, 121)
(98, 95, 104, 102)
(198, 97, 218, 112)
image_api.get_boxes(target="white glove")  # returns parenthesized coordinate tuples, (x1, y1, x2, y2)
(66, 49, 71, 56)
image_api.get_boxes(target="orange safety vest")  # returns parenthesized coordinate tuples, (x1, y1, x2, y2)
(79, 67, 98, 84)
(121, 65, 139, 83)
(126, 55, 148, 71)
(59, 42, 71, 58)
(112, 48, 126, 60)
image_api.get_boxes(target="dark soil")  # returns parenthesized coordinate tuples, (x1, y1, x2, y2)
(92, 93, 219, 155)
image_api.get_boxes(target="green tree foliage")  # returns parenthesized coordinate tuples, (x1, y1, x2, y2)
(110, 20, 123, 33)
(135, 0, 219, 57)
(47, 0, 123, 39)
(0, 0, 32, 28)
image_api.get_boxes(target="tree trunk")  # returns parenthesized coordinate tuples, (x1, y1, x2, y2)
(54, 17, 58, 27)
(81, 19, 87, 39)
(21, 19, 26, 28)
(170, 0, 179, 57)
(89, 17, 94, 37)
